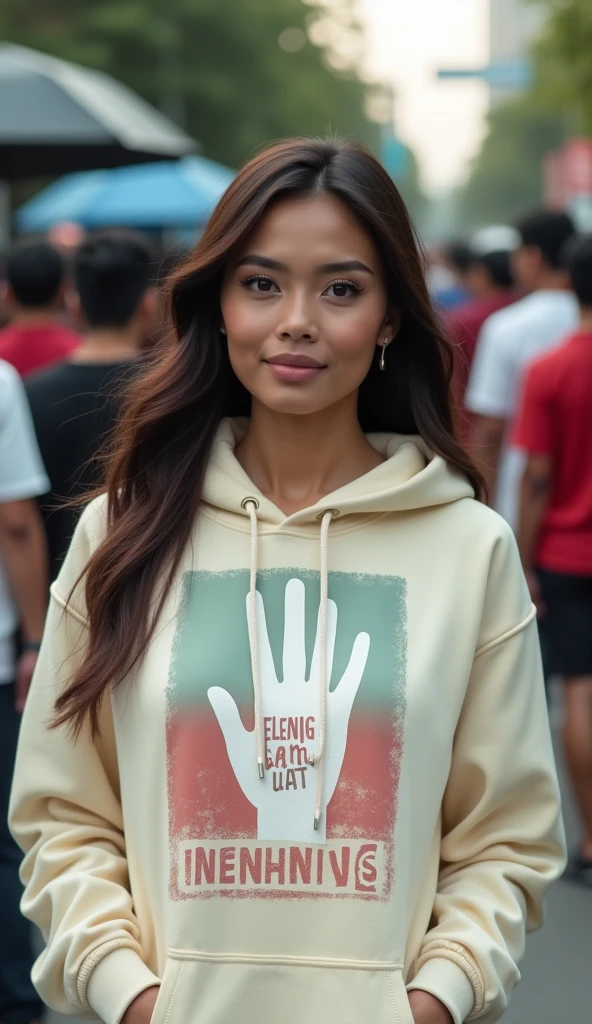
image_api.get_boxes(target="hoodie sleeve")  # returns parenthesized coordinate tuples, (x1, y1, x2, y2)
(9, 499, 160, 1023)
(407, 524, 566, 1024)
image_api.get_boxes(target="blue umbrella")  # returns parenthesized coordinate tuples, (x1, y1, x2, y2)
(16, 155, 234, 231)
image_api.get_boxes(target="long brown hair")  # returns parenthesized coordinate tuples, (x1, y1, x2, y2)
(54, 137, 483, 735)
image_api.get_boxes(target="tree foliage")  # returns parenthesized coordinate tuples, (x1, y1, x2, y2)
(532, 0, 592, 134)
(0, 0, 379, 168)
(456, 95, 564, 229)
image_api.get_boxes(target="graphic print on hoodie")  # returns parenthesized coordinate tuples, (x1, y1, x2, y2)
(166, 567, 407, 901)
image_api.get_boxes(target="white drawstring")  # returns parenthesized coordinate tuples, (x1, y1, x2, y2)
(312, 510, 333, 830)
(241, 498, 336, 830)
(241, 497, 264, 779)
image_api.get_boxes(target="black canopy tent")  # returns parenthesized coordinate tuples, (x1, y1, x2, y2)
(0, 42, 197, 245)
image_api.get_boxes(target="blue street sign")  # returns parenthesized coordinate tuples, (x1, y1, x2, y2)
(437, 60, 532, 90)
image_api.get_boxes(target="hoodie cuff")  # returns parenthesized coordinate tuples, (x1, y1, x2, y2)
(86, 946, 161, 1024)
(407, 957, 475, 1024)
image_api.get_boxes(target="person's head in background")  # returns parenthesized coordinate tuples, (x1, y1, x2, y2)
(430, 240, 473, 312)
(562, 233, 592, 328)
(463, 249, 514, 301)
(443, 240, 473, 290)
(70, 230, 159, 358)
(2, 240, 66, 323)
(512, 210, 576, 294)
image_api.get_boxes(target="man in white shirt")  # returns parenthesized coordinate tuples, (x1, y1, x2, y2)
(0, 359, 49, 1024)
(466, 210, 578, 529)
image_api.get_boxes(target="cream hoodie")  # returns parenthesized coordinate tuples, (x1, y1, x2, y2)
(10, 419, 565, 1024)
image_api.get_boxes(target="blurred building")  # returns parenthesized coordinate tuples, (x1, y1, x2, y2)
(437, 0, 542, 106)
(489, 0, 543, 104)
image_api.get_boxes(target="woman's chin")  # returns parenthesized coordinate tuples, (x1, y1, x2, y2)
(262, 399, 327, 417)
(251, 385, 334, 417)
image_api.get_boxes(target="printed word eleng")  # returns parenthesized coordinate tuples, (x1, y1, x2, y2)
(264, 716, 315, 742)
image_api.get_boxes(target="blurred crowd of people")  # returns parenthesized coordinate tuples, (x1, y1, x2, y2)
(429, 210, 592, 889)
(0, 230, 160, 1023)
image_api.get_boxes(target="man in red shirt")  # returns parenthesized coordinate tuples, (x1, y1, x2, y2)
(0, 240, 80, 376)
(515, 233, 592, 888)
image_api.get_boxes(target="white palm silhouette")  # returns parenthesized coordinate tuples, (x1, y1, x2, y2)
(208, 578, 370, 844)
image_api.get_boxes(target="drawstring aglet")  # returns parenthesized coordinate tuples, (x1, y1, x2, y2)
(257, 758, 265, 780)
(314, 810, 321, 831)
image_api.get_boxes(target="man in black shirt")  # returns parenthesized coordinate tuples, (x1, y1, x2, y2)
(26, 230, 158, 580)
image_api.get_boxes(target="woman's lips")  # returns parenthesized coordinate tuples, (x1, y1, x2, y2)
(264, 355, 326, 383)
(266, 362, 324, 382)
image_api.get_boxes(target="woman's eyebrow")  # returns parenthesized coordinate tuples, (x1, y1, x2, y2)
(235, 255, 374, 275)
(235, 255, 288, 271)
(317, 260, 374, 275)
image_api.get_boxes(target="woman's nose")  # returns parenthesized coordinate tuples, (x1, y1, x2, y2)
(276, 295, 319, 342)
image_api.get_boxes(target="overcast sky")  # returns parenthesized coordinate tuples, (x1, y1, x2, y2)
(361, 0, 490, 192)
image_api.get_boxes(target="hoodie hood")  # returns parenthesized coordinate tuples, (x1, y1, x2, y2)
(203, 418, 474, 525)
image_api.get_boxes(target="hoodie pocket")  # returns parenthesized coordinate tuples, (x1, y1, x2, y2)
(149, 956, 183, 1024)
(152, 950, 415, 1024)
(389, 969, 416, 1024)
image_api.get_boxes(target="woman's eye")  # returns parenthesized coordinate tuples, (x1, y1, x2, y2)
(325, 280, 361, 299)
(242, 275, 279, 293)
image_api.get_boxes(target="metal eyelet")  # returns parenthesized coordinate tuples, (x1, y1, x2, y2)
(316, 508, 340, 520)
(241, 497, 260, 510)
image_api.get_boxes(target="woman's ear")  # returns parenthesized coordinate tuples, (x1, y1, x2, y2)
(383, 309, 402, 344)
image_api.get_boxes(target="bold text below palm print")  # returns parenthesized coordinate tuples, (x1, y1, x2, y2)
(179, 839, 386, 896)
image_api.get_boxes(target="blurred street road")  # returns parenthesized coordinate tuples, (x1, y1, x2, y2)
(502, 726, 590, 1024)
(45, 695, 591, 1024)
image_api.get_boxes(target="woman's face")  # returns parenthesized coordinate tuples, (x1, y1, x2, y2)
(220, 193, 397, 416)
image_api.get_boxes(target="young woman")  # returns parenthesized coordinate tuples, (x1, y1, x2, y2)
(10, 139, 564, 1024)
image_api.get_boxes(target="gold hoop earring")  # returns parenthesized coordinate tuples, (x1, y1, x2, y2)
(379, 337, 390, 372)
